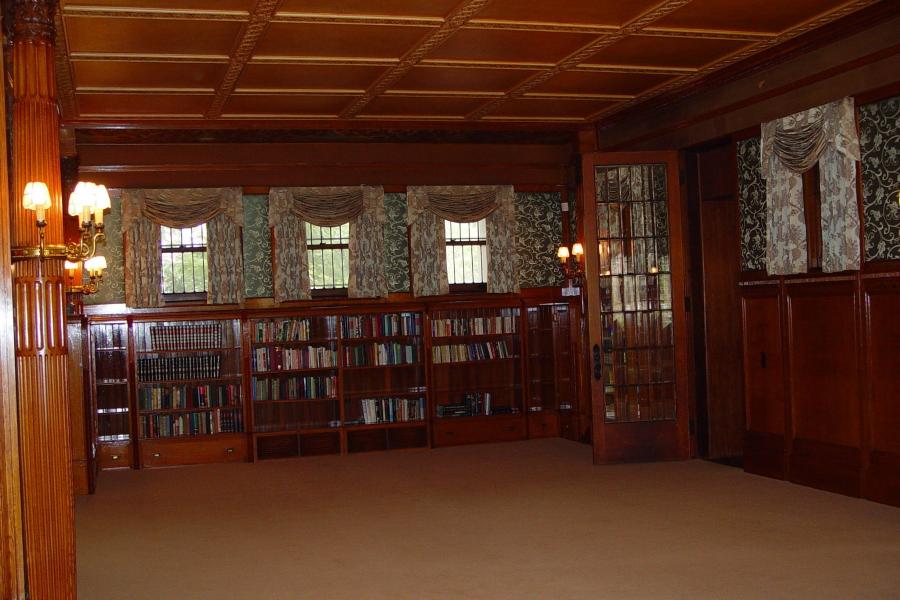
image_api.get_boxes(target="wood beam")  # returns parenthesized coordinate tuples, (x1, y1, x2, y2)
(9, 1, 77, 598)
(339, 0, 493, 119)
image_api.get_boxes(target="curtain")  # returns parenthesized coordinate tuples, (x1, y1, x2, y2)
(407, 185, 518, 297)
(761, 97, 861, 274)
(268, 186, 386, 302)
(122, 188, 244, 307)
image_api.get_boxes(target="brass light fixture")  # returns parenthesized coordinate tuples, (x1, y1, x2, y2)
(557, 242, 585, 284)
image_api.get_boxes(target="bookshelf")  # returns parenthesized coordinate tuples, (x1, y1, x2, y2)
(133, 318, 246, 467)
(429, 304, 526, 446)
(341, 311, 427, 453)
(249, 315, 342, 459)
(524, 303, 577, 438)
(90, 322, 132, 469)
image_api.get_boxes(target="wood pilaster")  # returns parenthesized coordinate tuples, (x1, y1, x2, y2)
(9, 1, 77, 599)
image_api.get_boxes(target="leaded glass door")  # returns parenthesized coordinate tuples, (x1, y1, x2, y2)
(582, 152, 690, 463)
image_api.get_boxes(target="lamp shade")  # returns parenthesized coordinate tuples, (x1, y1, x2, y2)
(85, 255, 107, 275)
(68, 181, 98, 216)
(571, 242, 584, 257)
(23, 181, 51, 210)
(557, 245, 570, 260)
(94, 185, 111, 211)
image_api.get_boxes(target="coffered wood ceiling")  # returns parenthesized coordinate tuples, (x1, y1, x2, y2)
(55, 0, 881, 127)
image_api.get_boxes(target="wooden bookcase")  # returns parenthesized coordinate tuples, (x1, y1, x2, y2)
(341, 311, 428, 453)
(90, 321, 132, 470)
(83, 294, 582, 468)
(133, 318, 247, 467)
(428, 302, 526, 446)
(524, 302, 577, 439)
(249, 314, 342, 459)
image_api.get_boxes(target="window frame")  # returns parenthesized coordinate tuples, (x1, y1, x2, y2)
(160, 223, 209, 303)
(444, 218, 488, 293)
(305, 222, 350, 297)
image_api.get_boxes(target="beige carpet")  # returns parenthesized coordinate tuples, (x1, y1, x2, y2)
(76, 439, 900, 600)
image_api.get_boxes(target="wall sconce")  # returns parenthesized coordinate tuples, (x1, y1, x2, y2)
(557, 242, 585, 284)
(18, 180, 108, 294)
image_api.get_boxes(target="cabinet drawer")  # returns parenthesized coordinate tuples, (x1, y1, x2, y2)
(433, 415, 526, 447)
(140, 434, 248, 468)
(97, 442, 132, 470)
(528, 412, 559, 439)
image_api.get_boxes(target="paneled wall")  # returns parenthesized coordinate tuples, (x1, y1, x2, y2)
(735, 94, 900, 506)
(85, 191, 564, 305)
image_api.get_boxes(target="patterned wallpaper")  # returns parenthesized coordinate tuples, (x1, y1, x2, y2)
(84, 190, 565, 305)
(516, 192, 564, 287)
(860, 95, 900, 262)
(83, 190, 125, 305)
(736, 137, 767, 271)
(243, 195, 273, 298)
(384, 193, 411, 293)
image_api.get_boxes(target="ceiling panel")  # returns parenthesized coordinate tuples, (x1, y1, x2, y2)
(277, 0, 460, 18)
(390, 66, 538, 93)
(489, 98, 618, 119)
(429, 29, 598, 64)
(223, 94, 353, 116)
(64, 16, 242, 55)
(62, 0, 254, 9)
(585, 35, 752, 69)
(254, 23, 432, 59)
(653, 0, 852, 33)
(360, 95, 488, 117)
(474, 0, 663, 27)
(237, 64, 387, 91)
(533, 70, 676, 97)
(76, 93, 213, 116)
(72, 60, 228, 90)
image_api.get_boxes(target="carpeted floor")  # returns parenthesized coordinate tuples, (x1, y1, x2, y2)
(76, 439, 900, 600)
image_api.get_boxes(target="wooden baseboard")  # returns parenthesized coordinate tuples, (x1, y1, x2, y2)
(744, 431, 785, 480)
(789, 438, 861, 497)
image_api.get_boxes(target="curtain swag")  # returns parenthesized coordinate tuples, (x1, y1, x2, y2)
(407, 185, 519, 297)
(761, 97, 861, 275)
(268, 186, 387, 302)
(122, 188, 245, 308)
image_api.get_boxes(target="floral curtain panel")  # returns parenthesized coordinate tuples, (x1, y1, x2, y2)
(122, 188, 244, 307)
(407, 185, 518, 297)
(761, 97, 861, 275)
(268, 186, 387, 302)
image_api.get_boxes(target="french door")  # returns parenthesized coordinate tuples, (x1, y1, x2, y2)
(581, 152, 691, 463)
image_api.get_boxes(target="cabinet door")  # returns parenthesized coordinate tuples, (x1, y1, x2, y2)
(582, 151, 691, 463)
(741, 286, 786, 479)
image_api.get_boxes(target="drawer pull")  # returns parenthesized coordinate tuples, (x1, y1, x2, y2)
(152, 452, 161, 458)
(225, 447, 234, 454)
(111, 454, 119, 461)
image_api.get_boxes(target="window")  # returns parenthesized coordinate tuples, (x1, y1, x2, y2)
(307, 222, 350, 292)
(160, 224, 207, 297)
(445, 219, 487, 288)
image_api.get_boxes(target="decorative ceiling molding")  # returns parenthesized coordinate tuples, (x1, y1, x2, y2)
(466, 0, 694, 119)
(61, 6, 248, 21)
(53, 7, 79, 119)
(588, 0, 883, 122)
(70, 52, 231, 62)
(206, 0, 283, 118)
(339, 0, 494, 118)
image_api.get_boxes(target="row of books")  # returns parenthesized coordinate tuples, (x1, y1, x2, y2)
(430, 315, 518, 337)
(346, 396, 426, 425)
(139, 383, 241, 411)
(342, 313, 422, 338)
(436, 393, 493, 417)
(252, 346, 337, 372)
(137, 355, 222, 381)
(92, 325, 126, 349)
(146, 323, 223, 351)
(139, 408, 243, 439)
(251, 375, 337, 401)
(252, 317, 338, 343)
(344, 342, 419, 367)
(431, 341, 512, 364)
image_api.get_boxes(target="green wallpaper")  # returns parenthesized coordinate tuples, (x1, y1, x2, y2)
(85, 191, 564, 305)
(243, 195, 273, 298)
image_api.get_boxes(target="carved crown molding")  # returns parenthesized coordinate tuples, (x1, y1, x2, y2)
(11, 0, 56, 44)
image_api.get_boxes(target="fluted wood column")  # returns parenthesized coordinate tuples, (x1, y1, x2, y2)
(9, 2, 77, 599)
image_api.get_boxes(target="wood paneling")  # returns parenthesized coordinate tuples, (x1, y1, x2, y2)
(237, 63, 387, 91)
(73, 60, 229, 90)
(653, 0, 851, 33)
(432, 415, 526, 446)
(64, 16, 243, 55)
(863, 278, 900, 505)
(533, 71, 675, 97)
(255, 22, 434, 59)
(429, 29, 599, 65)
(140, 434, 248, 467)
(391, 66, 537, 93)
(222, 94, 353, 117)
(77, 93, 214, 116)
(67, 320, 92, 495)
(277, 0, 460, 18)
(741, 288, 784, 436)
(586, 35, 752, 70)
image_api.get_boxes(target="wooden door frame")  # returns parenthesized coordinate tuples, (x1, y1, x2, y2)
(581, 151, 692, 464)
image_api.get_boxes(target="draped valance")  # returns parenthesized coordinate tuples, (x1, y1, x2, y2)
(407, 185, 518, 297)
(267, 186, 387, 302)
(122, 188, 244, 308)
(761, 97, 861, 275)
